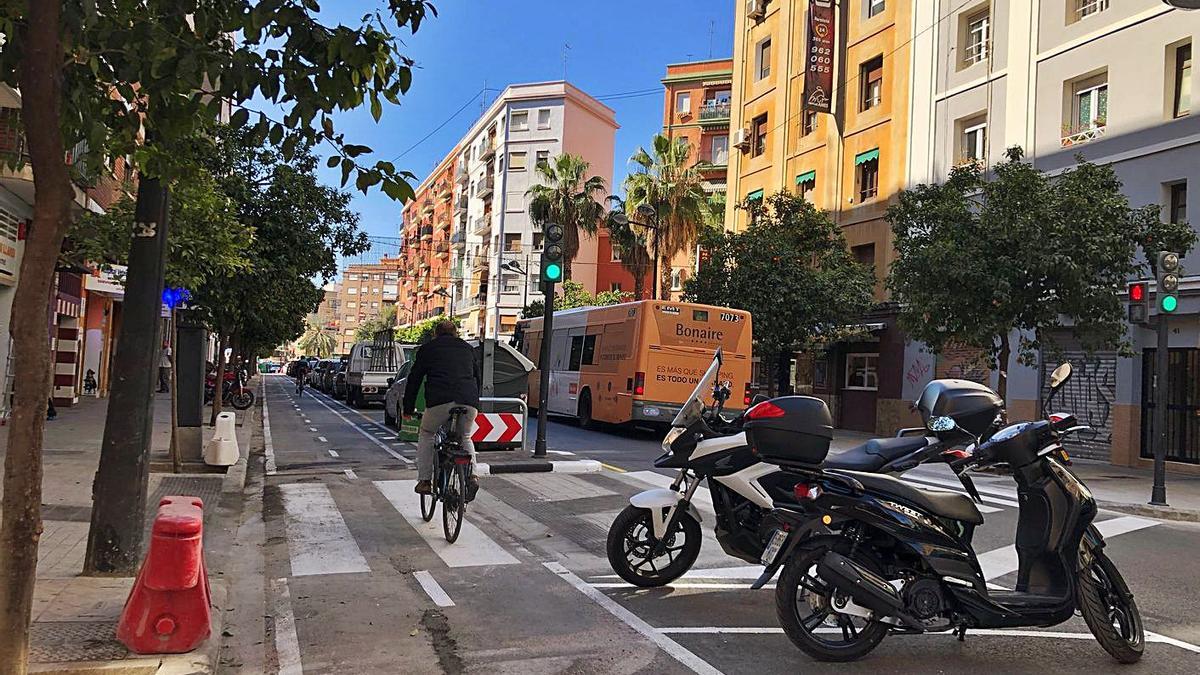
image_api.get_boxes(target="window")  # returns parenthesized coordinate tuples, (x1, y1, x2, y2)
(756, 38, 772, 80)
(532, 233, 544, 250)
(501, 274, 520, 294)
(1174, 43, 1192, 119)
(961, 120, 987, 163)
(1074, 80, 1108, 130)
(537, 108, 551, 129)
(348, 287, 358, 294)
(568, 336, 585, 371)
(867, 0, 885, 19)
(801, 110, 818, 136)
(852, 243, 876, 269)
(611, 244, 622, 262)
(1170, 182, 1188, 225)
(508, 151, 527, 172)
(845, 354, 879, 390)
(536, 149, 550, 166)
(504, 233, 522, 252)
(346, 301, 357, 308)
(510, 110, 529, 131)
(796, 171, 816, 201)
(710, 135, 729, 165)
(347, 273, 357, 280)
(670, 268, 684, 291)
(581, 335, 597, 366)
(856, 150, 880, 202)
(860, 56, 883, 111)
(676, 91, 691, 114)
(964, 11, 990, 66)
(1075, 0, 1109, 21)
(346, 315, 357, 322)
(610, 282, 623, 292)
(752, 113, 768, 157)
(372, 302, 380, 309)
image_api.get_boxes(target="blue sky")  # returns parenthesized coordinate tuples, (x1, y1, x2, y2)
(319, 0, 734, 269)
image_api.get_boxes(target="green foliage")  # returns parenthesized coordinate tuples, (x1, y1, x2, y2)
(685, 192, 875, 358)
(354, 304, 398, 343)
(887, 147, 1193, 397)
(0, 0, 433, 198)
(520, 280, 633, 318)
(605, 200, 652, 299)
(296, 319, 336, 358)
(397, 316, 459, 344)
(525, 154, 607, 281)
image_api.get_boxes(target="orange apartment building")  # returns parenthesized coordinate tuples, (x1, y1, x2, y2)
(658, 58, 735, 299)
(399, 154, 459, 329)
(728, 0, 916, 434)
(336, 258, 403, 354)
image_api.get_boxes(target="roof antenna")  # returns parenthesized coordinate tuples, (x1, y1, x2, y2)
(562, 43, 571, 81)
(708, 20, 715, 59)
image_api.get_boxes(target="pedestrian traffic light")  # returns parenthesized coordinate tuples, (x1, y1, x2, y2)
(541, 222, 565, 285)
(1156, 251, 1181, 314)
(1128, 281, 1149, 325)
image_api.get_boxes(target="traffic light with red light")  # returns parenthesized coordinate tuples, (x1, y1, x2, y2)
(1128, 281, 1149, 325)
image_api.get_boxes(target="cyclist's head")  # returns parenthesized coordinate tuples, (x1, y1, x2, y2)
(434, 320, 458, 338)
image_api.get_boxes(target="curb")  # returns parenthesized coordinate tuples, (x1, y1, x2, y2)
(1097, 499, 1200, 523)
(476, 459, 602, 475)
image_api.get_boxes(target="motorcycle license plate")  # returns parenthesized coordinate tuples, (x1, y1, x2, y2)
(760, 529, 787, 566)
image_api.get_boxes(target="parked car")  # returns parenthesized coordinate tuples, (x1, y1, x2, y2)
(382, 359, 415, 427)
(345, 341, 410, 408)
(319, 360, 341, 393)
(309, 359, 332, 389)
(332, 358, 350, 400)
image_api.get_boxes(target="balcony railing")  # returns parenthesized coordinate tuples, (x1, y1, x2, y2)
(480, 138, 497, 160)
(451, 230, 466, 246)
(1076, 0, 1109, 19)
(419, 224, 434, 239)
(472, 216, 491, 235)
(421, 201, 434, 215)
(699, 102, 731, 122)
(1060, 122, 1107, 147)
(454, 195, 468, 214)
(478, 174, 495, 198)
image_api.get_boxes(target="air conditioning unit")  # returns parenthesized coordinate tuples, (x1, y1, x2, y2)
(732, 127, 751, 150)
(746, 0, 767, 21)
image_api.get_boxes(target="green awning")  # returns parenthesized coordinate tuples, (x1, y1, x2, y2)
(747, 189, 764, 201)
(795, 170, 816, 185)
(854, 148, 880, 165)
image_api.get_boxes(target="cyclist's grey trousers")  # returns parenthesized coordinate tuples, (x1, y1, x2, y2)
(417, 402, 478, 481)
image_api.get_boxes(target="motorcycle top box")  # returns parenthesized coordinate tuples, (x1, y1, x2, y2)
(915, 378, 1004, 439)
(744, 396, 833, 468)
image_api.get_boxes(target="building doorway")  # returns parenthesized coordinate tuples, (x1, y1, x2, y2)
(1141, 348, 1200, 465)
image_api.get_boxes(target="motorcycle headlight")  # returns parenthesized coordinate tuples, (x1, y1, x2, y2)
(662, 426, 685, 452)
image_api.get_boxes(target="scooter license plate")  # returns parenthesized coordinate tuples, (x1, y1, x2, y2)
(760, 529, 787, 566)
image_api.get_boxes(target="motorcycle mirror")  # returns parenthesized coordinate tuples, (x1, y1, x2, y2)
(1048, 362, 1072, 390)
(386, 377, 395, 387)
(928, 416, 958, 433)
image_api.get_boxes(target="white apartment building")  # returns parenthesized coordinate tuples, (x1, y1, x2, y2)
(908, 0, 1199, 468)
(450, 82, 619, 339)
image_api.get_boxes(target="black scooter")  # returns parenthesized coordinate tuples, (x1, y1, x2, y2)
(754, 363, 1144, 663)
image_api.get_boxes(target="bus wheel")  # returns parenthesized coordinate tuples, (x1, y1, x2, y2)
(578, 391, 595, 430)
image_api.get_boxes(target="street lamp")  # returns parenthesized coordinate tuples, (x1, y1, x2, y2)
(433, 287, 454, 319)
(501, 259, 530, 315)
(611, 204, 661, 299)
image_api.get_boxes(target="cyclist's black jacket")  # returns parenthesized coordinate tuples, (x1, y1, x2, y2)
(403, 334, 481, 414)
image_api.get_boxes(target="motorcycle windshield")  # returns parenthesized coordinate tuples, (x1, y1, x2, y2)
(670, 350, 722, 428)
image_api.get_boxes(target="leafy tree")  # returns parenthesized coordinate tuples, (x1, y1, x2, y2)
(623, 134, 711, 299)
(398, 316, 460, 344)
(685, 193, 875, 395)
(526, 154, 607, 281)
(354, 304, 398, 343)
(297, 319, 337, 358)
(521, 280, 633, 318)
(605, 202, 652, 299)
(886, 147, 1196, 402)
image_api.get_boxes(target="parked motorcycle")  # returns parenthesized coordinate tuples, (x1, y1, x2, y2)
(751, 363, 1143, 663)
(205, 368, 255, 410)
(605, 349, 1006, 588)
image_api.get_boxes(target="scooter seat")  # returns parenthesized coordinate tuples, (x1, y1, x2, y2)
(823, 436, 931, 472)
(829, 470, 985, 525)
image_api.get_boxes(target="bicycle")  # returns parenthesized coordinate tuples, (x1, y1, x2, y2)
(295, 373, 305, 396)
(418, 407, 475, 543)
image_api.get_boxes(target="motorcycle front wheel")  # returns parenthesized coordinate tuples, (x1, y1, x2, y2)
(605, 504, 701, 587)
(1078, 549, 1144, 663)
(230, 390, 256, 410)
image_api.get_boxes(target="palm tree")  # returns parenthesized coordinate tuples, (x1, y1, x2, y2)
(623, 134, 711, 300)
(296, 318, 336, 357)
(605, 201, 653, 299)
(526, 153, 608, 282)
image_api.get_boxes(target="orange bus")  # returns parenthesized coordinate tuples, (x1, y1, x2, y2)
(515, 300, 753, 426)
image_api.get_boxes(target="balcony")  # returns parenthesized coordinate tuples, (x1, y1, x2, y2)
(478, 174, 495, 199)
(455, 162, 469, 184)
(436, 241, 450, 259)
(480, 138, 497, 161)
(421, 201, 434, 216)
(450, 230, 466, 247)
(473, 246, 491, 270)
(698, 102, 731, 126)
(472, 216, 491, 236)
(454, 194, 468, 214)
(419, 224, 434, 240)
(1060, 122, 1107, 148)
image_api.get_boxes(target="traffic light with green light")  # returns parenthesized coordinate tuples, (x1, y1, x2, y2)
(541, 222, 565, 285)
(1156, 251, 1180, 314)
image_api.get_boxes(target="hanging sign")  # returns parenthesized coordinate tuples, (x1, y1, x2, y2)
(803, 0, 836, 113)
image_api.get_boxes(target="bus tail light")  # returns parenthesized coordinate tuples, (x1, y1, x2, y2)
(634, 372, 645, 396)
(744, 382, 752, 406)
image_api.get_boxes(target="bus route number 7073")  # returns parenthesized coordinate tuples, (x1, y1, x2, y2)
(719, 312, 742, 323)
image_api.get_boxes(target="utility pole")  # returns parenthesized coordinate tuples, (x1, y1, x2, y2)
(85, 174, 171, 575)
(535, 279, 553, 458)
(1150, 251, 1181, 505)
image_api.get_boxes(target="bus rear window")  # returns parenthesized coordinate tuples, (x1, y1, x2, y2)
(693, 310, 709, 322)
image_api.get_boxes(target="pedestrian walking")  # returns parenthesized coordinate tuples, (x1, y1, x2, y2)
(158, 341, 172, 393)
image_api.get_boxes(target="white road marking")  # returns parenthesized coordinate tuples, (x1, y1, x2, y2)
(589, 582, 773, 590)
(414, 570, 455, 607)
(978, 515, 1158, 581)
(328, 450, 339, 458)
(278, 483, 370, 576)
(304, 419, 312, 424)
(544, 562, 722, 675)
(546, 450, 575, 456)
(270, 577, 304, 675)
(306, 394, 412, 464)
(308, 427, 317, 432)
(375, 480, 519, 568)
(343, 469, 358, 480)
(317, 436, 328, 443)
(897, 480, 1002, 513)
(262, 380, 278, 475)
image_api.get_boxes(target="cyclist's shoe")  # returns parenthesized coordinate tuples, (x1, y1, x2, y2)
(414, 480, 432, 495)
(466, 475, 480, 503)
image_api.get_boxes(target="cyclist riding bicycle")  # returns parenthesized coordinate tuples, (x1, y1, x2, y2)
(294, 359, 310, 394)
(402, 320, 481, 497)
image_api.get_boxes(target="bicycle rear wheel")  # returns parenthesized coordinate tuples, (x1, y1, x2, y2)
(442, 463, 467, 543)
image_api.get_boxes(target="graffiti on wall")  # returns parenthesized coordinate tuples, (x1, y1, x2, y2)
(1042, 351, 1116, 461)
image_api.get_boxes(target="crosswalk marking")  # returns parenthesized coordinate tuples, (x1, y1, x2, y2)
(901, 473, 1020, 509)
(278, 483, 370, 576)
(374, 480, 520, 568)
(414, 570, 455, 607)
(977, 515, 1157, 581)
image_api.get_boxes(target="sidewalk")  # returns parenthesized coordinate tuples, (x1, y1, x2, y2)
(0, 390, 254, 673)
(829, 429, 1200, 521)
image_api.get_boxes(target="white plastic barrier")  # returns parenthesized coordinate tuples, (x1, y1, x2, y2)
(203, 411, 239, 466)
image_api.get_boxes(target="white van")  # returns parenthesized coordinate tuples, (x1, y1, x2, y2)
(345, 341, 409, 408)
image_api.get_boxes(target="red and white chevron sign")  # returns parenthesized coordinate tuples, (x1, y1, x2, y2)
(471, 412, 522, 443)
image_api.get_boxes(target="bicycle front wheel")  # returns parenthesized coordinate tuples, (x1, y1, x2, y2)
(442, 463, 467, 543)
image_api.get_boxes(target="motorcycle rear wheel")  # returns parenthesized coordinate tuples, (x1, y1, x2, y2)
(605, 505, 701, 587)
(231, 390, 255, 410)
(1078, 550, 1144, 663)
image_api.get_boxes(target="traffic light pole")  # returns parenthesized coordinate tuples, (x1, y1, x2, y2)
(1151, 314, 1169, 505)
(534, 280, 553, 458)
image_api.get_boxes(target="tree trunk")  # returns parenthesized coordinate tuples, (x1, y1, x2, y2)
(0, 4, 71, 670)
(659, 256, 672, 301)
(209, 332, 228, 426)
(775, 351, 794, 396)
(996, 332, 1012, 405)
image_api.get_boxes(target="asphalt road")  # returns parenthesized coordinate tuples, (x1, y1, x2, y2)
(238, 374, 1200, 674)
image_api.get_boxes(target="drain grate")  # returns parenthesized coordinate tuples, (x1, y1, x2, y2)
(30, 621, 127, 663)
